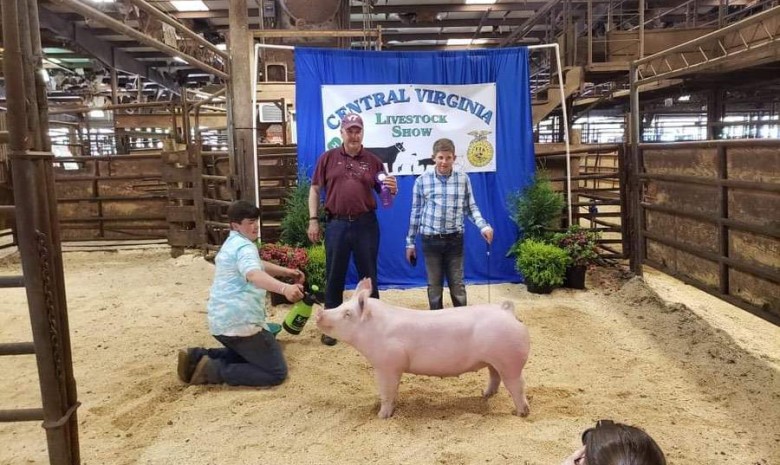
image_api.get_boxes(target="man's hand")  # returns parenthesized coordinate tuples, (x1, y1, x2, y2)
(307, 220, 321, 243)
(481, 226, 494, 244)
(405, 247, 416, 265)
(383, 175, 398, 195)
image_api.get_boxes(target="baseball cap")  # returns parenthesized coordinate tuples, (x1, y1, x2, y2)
(341, 113, 364, 130)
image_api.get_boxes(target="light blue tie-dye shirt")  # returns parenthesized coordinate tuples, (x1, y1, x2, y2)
(207, 230, 269, 335)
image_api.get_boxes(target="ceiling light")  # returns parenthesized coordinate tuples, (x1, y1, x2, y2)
(447, 38, 473, 46)
(174, 56, 187, 63)
(171, 1, 209, 12)
(89, 110, 105, 118)
(465, 0, 497, 4)
(678, 95, 691, 102)
(216, 43, 227, 51)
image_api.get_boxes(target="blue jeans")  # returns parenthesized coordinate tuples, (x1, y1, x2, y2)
(193, 330, 287, 386)
(421, 233, 466, 310)
(324, 212, 379, 309)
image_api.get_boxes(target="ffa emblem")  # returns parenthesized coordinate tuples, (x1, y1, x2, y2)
(466, 130, 494, 167)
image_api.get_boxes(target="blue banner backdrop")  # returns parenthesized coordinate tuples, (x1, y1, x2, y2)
(295, 47, 535, 289)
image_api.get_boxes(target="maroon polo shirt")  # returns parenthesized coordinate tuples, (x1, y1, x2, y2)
(312, 146, 384, 217)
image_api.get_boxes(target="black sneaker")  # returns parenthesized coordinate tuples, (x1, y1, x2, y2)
(320, 334, 338, 346)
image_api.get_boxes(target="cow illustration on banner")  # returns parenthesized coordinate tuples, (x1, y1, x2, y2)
(321, 83, 497, 175)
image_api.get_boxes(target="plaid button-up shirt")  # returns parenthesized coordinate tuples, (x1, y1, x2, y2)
(406, 169, 489, 247)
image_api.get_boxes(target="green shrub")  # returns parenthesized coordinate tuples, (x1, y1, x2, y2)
(279, 174, 314, 247)
(304, 244, 326, 292)
(508, 171, 565, 241)
(515, 239, 570, 288)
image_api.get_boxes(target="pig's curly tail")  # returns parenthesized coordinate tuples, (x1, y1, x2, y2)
(500, 301, 515, 313)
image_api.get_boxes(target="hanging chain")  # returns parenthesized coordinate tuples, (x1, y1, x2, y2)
(36, 230, 65, 385)
(362, 1, 373, 50)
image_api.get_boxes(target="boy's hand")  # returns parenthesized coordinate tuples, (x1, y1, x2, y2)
(290, 269, 305, 285)
(284, 283, 304, 302)
(481, 227, 494, 244)
(405, 248, 417, 265)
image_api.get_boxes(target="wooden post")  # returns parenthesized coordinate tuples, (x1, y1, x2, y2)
(717, 145, 729, 295)
(110, 67, 128, 154)
(587, 0, 593, 66)
(707, 88, 725, 140)
(639, 0, 645, 59)
(629, 64, 644, 275)
(229, 0, 255, 202)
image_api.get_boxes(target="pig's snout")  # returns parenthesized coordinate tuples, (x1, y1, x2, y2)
(314, 309, 327, 329)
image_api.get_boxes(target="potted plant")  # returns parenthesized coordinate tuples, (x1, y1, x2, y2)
(280, 173, 322, 248)
(304, 243, 326, 303)
(259, 242, 309, 305)
(515, 239, 570, 294)
(507, 170, 565, 242)
(552, 225, 601, 289)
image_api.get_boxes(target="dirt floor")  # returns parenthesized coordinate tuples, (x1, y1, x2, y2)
(0, 249, 778, 465)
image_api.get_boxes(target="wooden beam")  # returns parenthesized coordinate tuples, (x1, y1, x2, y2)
(351, 2, 557, 14)
(351, 18, 531, 29)
(50, 0, 228, 79)
(171, 8, 259, 19)
(115, 113, 226, 128)
(253, 29, 380, 38)
(38, 7, 174, 88)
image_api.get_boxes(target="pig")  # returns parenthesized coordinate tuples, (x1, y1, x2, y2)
(314, 278, 530, 419)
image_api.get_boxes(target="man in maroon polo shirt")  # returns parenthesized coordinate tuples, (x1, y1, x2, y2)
(307, 113, 398, 346)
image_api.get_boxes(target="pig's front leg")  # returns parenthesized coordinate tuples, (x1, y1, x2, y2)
(374, 370, 402, 419)
(483, 365, 501, 398)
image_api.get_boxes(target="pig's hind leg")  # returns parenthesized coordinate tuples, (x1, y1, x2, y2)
(374, 370, 402, 419)
(502, 372, 530, 417)
(483, 365, 501, 398)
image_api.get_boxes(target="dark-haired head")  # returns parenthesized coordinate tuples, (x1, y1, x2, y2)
(226, 200, 260, 226)
(582, 420, 666, 465)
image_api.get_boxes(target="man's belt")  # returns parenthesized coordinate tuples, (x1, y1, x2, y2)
(326, 211, 371, 222)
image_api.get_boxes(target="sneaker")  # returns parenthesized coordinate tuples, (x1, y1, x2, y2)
(177, 348, 202, 383)
(267, 322, 282, 337)
(189, 356, 213, 385)
(320, 334, 337, 346)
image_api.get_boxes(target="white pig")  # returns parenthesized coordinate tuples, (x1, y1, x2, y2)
(314, 278, 531, 419)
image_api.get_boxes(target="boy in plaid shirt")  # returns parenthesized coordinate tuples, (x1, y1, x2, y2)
(406, 138, 493, 310)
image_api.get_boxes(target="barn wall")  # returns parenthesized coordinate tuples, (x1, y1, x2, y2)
(53, 154, 168, 241)
(638, 140, 780, 324)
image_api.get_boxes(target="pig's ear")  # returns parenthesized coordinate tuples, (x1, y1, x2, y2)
(356, 277, 372, 293)
(357, 290, 372, 320)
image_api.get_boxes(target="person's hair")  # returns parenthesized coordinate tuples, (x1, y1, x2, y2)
(226, 200, 260, 224)
(432, 138, 455, 155)
(583, 421, 666, 465)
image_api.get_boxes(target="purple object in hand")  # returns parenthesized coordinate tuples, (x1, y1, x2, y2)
(377, 173, 393, 208)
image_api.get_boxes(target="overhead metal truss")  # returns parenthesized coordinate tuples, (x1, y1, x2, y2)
(633, 6, 780, 86)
